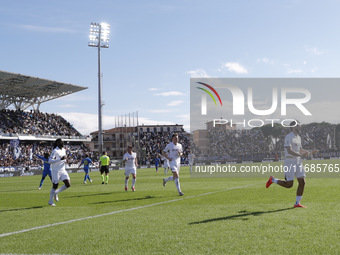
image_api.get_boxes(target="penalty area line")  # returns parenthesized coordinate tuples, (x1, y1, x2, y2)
(0, 182, 261, 238)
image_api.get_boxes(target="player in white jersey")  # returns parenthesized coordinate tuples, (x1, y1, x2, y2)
(123, 146, 138, 191)
(159, 153, 170, 175)
(188, 153, 195, 173)
(48, 138, 71, 206)
(162, 133, 184, 196)
(266, 121, 318, 208)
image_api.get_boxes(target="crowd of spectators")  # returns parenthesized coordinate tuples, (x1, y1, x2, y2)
(208, 129, 269, 160)
(0, 109, 81, 137)
(0, 109, 92, 168)
(0, 108, 338, 168)
(204, 122, 338, 161)
(0, 141, 91, 168)
(136, 131, 190, 165)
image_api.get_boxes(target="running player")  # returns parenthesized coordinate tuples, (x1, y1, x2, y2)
(48, 138, 70, 206)
(159, 153, 170, 175)
(36, 152, 52, 190)
(266, 120, 318, 208)
(78, 154, 93, 184)
(162, 133, 184, 196)
(123, 145, 138, 191)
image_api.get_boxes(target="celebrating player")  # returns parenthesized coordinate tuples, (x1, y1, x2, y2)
(36, 152, 51, 190)
(78, 154, 93, 184)
(48, 138, 70, 206)
(162, 133, 184, 196)
(99, 151, 110, 184)
(123, 145, 138, 191)
(266, 120, 318, 208)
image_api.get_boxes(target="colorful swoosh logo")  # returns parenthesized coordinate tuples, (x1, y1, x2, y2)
(196, 82, 222, 106)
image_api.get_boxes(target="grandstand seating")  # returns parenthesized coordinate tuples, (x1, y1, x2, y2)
(0, 109, 81, 136)
(1, 109, 338, 167)
(0, 110, 90, 167)
(204, 123, 338, 161)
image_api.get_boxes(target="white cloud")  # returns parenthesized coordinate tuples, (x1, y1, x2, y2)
(59, 112, 111, 136)
(16, 24, 77, 33)
(256, 57, 274, 64)
(310, 67, 319, 73)
(137, 117, 175, 126)
(175, 114, 190, 132)
(154, 91, 185, 96)
(305, 47, 324, 56)
(187, 68, 210, 78)
(54, 94, 94, 102)
(149, 109, 173, 113)
(287, 68, 303, 74)
(167, 100, 183, 107)
(58, 104, 76, 108)
(176, 114, 190, 119)
(303, 61, 307, 65)
(220, 62, 248, 74)
(59, 112, 180, 135)
(148, 88, 160, 91)
(291, 101, 340, 125)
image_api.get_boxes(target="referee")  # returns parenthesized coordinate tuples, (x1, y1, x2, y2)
(99, 151, 110, 184)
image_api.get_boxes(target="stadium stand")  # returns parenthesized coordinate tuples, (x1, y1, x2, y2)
(0, 70, 89, 170)
(0, 109, 81, 136)
(0, 142, 91, 168)
(201, 122, 339, 162)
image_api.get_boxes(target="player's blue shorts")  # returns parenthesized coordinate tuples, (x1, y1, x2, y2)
(84, 169, 89, 174)
(42, 171, 52, 178)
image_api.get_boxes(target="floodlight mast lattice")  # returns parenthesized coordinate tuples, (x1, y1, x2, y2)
(88, 22, 110, 156)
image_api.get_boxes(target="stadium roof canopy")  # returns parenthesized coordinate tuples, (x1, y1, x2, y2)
(0, 70, 87, 111)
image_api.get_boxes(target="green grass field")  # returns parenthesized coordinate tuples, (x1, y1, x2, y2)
(1, 160, 340, 254)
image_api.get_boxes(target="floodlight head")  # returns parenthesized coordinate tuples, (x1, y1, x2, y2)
(88, 22, 110, 48)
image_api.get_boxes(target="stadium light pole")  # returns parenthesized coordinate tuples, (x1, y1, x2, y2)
(88, 22, 110, 157)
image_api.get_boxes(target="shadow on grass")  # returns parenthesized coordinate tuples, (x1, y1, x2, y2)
(90, 195, 156, 205)
(0, 206, 43, 213)
(0, 188, 39, 193)
(66, 192, 116, 198)
(189, 207, 294, 225)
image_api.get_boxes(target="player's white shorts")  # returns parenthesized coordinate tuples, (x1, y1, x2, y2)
(170, 162, 180, 173)
(164, 161, 169, 168)
(52, 169, 70, 184)
(284, 158, 306, 181)
(125, 168, 136, 177)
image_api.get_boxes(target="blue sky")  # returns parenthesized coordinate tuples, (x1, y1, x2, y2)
(1, 0, 339, 135)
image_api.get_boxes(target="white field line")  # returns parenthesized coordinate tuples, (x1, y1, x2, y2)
(0, 182, 261, 238)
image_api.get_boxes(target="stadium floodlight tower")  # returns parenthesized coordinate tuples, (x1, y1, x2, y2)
(88, 22, 110, 156)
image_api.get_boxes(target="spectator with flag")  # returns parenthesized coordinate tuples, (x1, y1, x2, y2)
(10, 139, 21, 160)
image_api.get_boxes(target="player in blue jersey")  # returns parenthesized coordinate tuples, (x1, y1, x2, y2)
(78, 154, 93, 184)
(154, 157, 160, 172)
(36, 152, 52, 190)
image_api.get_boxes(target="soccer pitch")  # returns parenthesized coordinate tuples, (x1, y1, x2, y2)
(1, 161, 340, 254)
